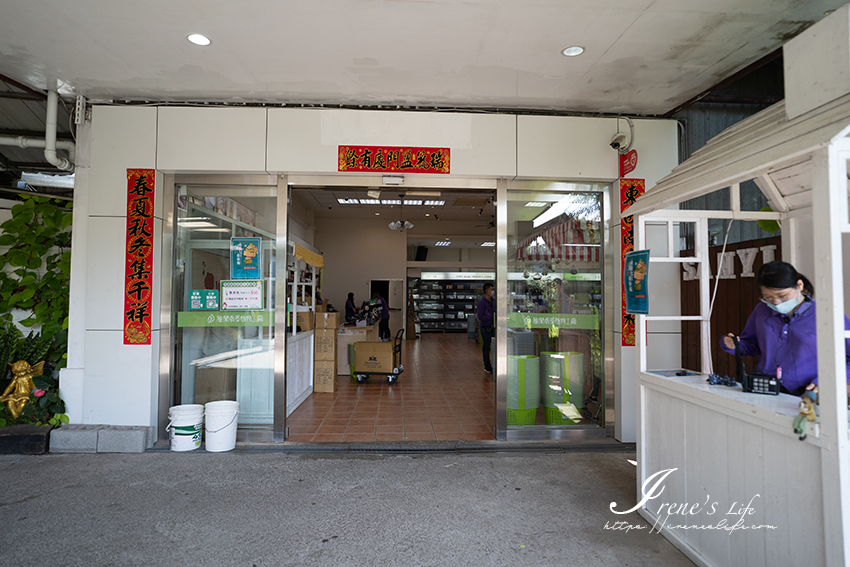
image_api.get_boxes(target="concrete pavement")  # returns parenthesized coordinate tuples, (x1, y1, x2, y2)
(0, 449, 694, 567)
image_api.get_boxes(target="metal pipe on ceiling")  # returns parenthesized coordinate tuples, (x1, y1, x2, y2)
(0, 89, 76, 172)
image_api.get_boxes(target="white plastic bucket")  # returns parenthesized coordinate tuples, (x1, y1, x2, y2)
(167, 404, 204, 452)
(204, 400, 239, 452)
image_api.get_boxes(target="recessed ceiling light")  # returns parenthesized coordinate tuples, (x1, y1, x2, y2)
(359, 199, 380, 205)
(425, 213, 430, 217)
(337, 198, 359, 204)
(403, 200, 422, 206)
(381, 199, 401, 205)
(374, 212, 380, 216)
(435, 241, 451, 247)
(481, 242, 495, 247)
(562, 46, 584, 57)
(524, 202, 548, 207)
(423, 200, 445, 206)
(187, 33, 211, 46)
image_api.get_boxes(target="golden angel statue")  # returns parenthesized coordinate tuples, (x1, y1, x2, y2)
(0, 360, 45, 419)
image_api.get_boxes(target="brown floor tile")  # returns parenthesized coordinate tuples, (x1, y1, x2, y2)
(343, 432, 376, 442)
(345, 425, 377, 435)
(403, 422, 434, 432)
(464, 432, 495, 440)
(312, 433, 345, 442)
(376, 424, 401, 435)
(284, 433, 315, 442)
(315, 425, 347, 434)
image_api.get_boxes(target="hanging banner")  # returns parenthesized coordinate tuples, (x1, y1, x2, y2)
(338, 146, 450, 174)
(230, 237, 262, 280)
(624, 249, 650, 314)
(619, 149, 638, 177)
(620, 178, 645, 346)
(123, 169, 155, 345)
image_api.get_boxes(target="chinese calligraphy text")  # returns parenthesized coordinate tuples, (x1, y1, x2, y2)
(338, 146, 450, 174)
(123, 169, 155, 344)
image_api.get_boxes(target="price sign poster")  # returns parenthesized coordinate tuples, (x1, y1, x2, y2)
(123, 169, 155, 345)
(230, 237, 262, 280)
(221, 280, 263, 311)
(624, 249, 650, 315)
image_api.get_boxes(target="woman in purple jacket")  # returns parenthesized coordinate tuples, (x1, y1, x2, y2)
(721, 261, 850, 396)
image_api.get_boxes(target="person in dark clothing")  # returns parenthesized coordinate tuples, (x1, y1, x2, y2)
(373, 291, 391, 341)
(478, 282, 495, 373)
(345, 292, 357, 322)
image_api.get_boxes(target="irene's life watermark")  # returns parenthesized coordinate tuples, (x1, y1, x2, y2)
(605, 468, 778, 535)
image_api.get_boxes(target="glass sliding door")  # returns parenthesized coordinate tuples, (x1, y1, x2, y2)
(171, 184, 278, 436)
(503, 186, 607, 438)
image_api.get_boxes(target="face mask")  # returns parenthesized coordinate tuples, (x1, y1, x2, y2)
(761, 295, 801, 314)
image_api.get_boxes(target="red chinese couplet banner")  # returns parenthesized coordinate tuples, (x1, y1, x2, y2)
(338, 146, 450, 174)
(620, 178, 645, 346)
(123, 169, 155, 345)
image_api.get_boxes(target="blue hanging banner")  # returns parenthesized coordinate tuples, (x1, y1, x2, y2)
(624, 249, 650, 315)
(230, 237, 262, 280)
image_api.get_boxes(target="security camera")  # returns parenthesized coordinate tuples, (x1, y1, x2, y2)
(610, 133, 627, 150)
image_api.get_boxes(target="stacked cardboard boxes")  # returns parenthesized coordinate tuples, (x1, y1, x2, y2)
(314, 312, 340, 392)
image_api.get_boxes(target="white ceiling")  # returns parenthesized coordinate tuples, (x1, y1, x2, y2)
(0, 0, 840, 114)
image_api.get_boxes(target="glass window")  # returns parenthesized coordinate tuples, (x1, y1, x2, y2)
(506, 191, 604, 429)
(172, 186, 277, 431)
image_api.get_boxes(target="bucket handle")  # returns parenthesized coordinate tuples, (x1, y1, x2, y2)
(206, 411, 239, 434)
(165, 420, 173, 432)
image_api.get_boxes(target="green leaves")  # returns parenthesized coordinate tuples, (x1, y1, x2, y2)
(0, 195, 71, 370)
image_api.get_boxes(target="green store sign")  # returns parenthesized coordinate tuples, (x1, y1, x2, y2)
(177, 310, 274, 327)
(506, 312, 598, 330)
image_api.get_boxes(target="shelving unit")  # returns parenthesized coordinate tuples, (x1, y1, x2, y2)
(287, 242, 318, 336)
(410, 275, 491, 332)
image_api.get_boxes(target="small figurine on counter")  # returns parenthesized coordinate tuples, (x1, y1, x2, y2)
(792, 393, 818, 441)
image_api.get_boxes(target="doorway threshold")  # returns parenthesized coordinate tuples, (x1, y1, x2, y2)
(150, 438, 634, 454)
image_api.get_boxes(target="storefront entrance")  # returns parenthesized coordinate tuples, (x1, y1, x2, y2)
(164, 175, 612, 442)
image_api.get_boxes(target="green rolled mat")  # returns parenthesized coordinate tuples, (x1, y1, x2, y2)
(539, 352, 584, 408)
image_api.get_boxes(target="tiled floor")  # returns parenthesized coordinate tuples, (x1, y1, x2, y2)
(286, 332, 495, 442)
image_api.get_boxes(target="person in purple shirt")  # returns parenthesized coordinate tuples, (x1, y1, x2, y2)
(372, 291, 391, 341)
(720, 261, 850, 396)
(478, 282, 495, 373)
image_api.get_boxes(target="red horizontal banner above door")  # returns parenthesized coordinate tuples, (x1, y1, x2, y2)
(338, 146, 450, 174)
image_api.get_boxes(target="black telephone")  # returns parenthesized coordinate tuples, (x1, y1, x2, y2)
(732, 335, 781, 395)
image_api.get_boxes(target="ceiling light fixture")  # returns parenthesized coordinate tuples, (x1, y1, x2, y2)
(359, 198, 380, 205)
(423, 200, 445, 206)
(187, 33, 211, 46)
(435, 241, 451, 247)
(481, 242, 495, 247)
(381, 199, 401, 205)
(403, 200, 422, 206)
(337, 198, 359, 204)
(524, 202, 548, 207)
(562, 46, 584, 57)
(388, 194, 414, 232)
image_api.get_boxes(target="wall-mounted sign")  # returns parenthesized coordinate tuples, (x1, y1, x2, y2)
(619, 149, 638, 177)
(624, 249, 650, 315)
(221, 280, 263, 311)
(338, 146, 450, 174)
(189, 289, 219, 311)
(230, 237, 262, 280)
(620, 178, 645, 346)
(123, 169, 155, 345)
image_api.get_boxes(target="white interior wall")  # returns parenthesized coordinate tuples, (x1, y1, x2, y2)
(313, 217, 407, 330)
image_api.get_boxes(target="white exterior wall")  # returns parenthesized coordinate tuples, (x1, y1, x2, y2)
(64, 105, 678, 439)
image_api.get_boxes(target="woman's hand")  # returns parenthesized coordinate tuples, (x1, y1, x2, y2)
(722, 333, 737, 350)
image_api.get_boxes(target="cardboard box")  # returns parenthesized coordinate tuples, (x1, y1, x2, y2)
(292, 311, 314, 331)
(316, 304, 327, 312)
(315, 311, 340, 329)
(354, 341, 396, 373)
(314, 359, 337, 393)
(314, 328, 337, 361)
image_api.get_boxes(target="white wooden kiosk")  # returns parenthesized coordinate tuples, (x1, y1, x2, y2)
(623, 10, 850, 566)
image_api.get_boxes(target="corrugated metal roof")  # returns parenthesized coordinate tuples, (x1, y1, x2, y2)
(625, 94, 850, 217)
